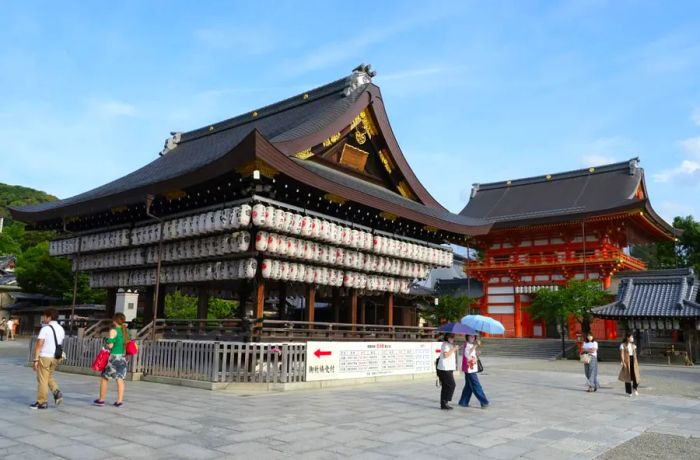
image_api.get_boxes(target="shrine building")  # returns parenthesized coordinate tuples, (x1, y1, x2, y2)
(10, 65, 491, 340)
(459, 159, 678, 339)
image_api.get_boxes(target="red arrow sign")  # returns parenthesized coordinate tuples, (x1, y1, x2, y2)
(314, 348, 332, 358)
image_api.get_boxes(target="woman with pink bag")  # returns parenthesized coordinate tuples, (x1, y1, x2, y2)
(94, 313, 130, 407)
(458, 334, 490, 409)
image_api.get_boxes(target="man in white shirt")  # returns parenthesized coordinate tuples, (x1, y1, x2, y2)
(31, 309, 65, 409)
(7, 318, 14, 340)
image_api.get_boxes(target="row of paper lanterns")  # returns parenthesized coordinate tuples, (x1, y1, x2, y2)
(261, 259, 411, 293)
(50, 203, 452, 267)
(252, 204, 452, 266)
(628, 318, 681, 331)
(74, 248, 145, 271)
(256, 232, 431, 278)
(88, 257, 412, 293)
(145, 232, 250, 263)
(514, 285, 560, 294)
(89, 259, 259, 288)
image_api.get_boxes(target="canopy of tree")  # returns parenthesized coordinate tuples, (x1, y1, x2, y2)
(525, 280, 610, 334)
(631, 215, 700, 275)
(0, 183, 57, 219)
(165, 290, 239, 319)
(423, 295, 476, 325)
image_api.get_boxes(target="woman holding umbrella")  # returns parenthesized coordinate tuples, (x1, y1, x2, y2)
(458, 334, 489, 408)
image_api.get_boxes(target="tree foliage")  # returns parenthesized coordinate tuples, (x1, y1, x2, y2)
(631, 215, 700, 274)
(526, 280, 610, 335)
(424, 295, 475, 325)
(165, 291, 239, 319)
(0, 183, 57, 219)
(14, 241, 106, 304)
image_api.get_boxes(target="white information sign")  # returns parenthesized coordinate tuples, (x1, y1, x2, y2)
(305, 341, 442, 381)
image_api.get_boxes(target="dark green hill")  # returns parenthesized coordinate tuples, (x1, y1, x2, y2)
(0, 183, 57, 220)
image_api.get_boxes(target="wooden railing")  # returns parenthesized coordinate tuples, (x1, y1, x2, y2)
(82, 319, 113, 338)
(258, 320, 437, 342)
(469, 251, 647, 271)
(131, 319, 436, 342)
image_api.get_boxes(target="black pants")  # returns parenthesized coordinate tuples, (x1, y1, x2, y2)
(437, 369, 456, 406)
(625, 359, 639, 394)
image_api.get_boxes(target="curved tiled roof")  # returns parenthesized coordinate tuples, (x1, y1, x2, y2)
(592, 268, 700, 319)
(459, 158, 676, 238)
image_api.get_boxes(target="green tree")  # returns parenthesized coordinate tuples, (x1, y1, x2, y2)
(164, 291, 239, 319)
(15, 242, 73, 298)
(631, 215, 700, 274)
(424, 295, 475, 326)
(526, 280, 609, 357)
(14, 241, 105, 304)
(0, 231, 21, 255)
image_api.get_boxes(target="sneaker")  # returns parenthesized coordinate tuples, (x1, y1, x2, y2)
(481, 404, 490, 409)
(634, 390, 639, 396)
(626, 393, 632, 398)
(113, 401, 124, 408)
(53, 390, 63, 406)
(93, 399, 105, 407)
(30, 402, 48, 410)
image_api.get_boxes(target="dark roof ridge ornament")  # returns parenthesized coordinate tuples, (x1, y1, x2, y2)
(628, 157, 640, 175)
(619, 278, 634, 309)
(160, 131, 183, 156)
(470, 183, 480, 198)
(344, 64, 376, 97)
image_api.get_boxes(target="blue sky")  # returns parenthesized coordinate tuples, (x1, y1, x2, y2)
(2, 1, 700, 222)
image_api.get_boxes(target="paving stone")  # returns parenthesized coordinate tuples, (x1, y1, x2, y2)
(3, 341, 700, 460)
(47, 444, 112, 460)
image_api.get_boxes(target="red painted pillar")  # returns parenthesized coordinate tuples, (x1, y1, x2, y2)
(514, 288, 523, 338)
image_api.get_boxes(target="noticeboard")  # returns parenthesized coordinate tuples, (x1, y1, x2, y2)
(305, 341, 442, 381)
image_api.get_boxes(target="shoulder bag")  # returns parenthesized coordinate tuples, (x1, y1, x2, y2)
(48, 325, 65, 360)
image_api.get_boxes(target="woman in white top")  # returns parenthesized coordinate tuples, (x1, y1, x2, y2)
(436, 333, 458, 410)
(581, 332, 599, 392)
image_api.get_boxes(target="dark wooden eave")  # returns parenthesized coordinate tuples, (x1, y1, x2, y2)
(11, 70, 472, 233)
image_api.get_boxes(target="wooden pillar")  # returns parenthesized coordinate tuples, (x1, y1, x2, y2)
(305, 286, 315, 324)
(197, 287, 209, 320)
(350, 290, 358, 327)
(278, 282, 288, 320)
(255, 279, 265, 320)
(514, 287, 523, 338)
(332, 288, 341, 323)
(156, 287, 167, 320)
(106, 288, 117, 318)
(387, 293, 394, 326)
(141, 286, 154, 323)
(360, 298, 366, 324)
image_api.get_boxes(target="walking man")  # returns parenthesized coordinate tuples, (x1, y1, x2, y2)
(31, 309, 64, 409)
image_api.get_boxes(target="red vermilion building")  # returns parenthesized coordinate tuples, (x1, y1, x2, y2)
(459, 159, 678, 339)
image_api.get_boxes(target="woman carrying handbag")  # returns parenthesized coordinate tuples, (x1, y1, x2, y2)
(458, 334, 489, 409)
(94, 313, 131, 407)
(619, 332, 641, 397)
(581, 332, 599, 392)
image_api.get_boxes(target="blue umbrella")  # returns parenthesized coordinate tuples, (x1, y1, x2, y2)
(460, 315, 505, 335)
(437, 322, 478, 335)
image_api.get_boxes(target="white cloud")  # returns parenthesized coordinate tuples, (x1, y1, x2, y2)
(680, 136, 700, 158)
(691, 108, 700, 127)
(579, 136, 632, 167)
(94, 100, 137, 117)
(652, 159, 700, 183)
(581, 154, 617, 167)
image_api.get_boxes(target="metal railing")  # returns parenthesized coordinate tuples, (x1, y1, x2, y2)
(469, 251, 647, 271)
(258, 320, 437, 342)
(28, 336, 305, 383)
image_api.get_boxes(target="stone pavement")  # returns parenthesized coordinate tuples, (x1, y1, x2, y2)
(1, 339, 699, 459)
